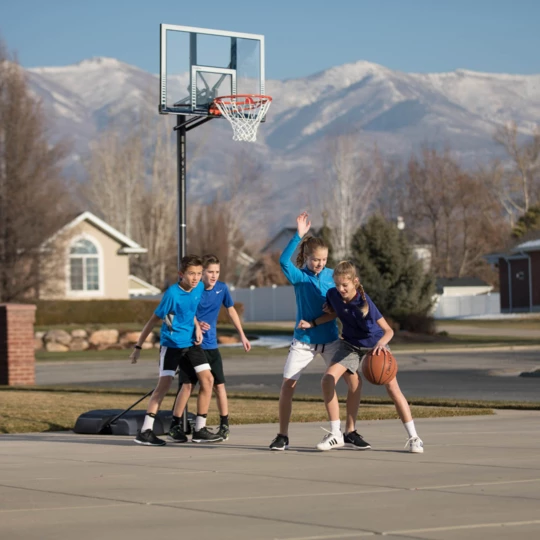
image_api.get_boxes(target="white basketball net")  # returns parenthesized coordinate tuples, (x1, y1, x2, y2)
(212, 95, 272, 143)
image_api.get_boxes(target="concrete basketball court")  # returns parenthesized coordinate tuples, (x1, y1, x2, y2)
(1, 410, 540, 540)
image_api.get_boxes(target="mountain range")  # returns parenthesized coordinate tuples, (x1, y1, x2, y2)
(26, 57, 540, 232)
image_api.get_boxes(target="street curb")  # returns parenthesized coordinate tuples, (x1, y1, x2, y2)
(392, 345, 540, 354)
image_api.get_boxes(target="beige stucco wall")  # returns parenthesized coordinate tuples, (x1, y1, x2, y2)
(40, 221, 130, 300)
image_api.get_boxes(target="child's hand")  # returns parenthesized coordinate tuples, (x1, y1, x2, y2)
(194, 327, 203, 345)
(241, 336, 251, 352)
(130, 348, 140, 364)
(199, 321, 211, 333)
(297, 319, 313, 330)
(296, 212, 311, 238)
(372, 341, 389, 355)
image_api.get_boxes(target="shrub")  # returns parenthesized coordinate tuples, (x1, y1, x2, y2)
(350, 215, 435, 323)
(35, 300, 244, 326)
(394, 313, 436, 335)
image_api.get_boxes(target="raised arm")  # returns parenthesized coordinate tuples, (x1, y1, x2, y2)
(279, 212, 311, 284)
(227, 306, 251, 352)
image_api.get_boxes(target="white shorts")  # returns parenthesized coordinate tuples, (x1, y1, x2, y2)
(283, 339, 341, 381)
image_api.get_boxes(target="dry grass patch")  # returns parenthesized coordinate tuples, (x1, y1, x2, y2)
(0, 389, 492, 434)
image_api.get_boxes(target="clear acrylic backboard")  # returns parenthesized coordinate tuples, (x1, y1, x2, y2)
(159, 24, 266, 117)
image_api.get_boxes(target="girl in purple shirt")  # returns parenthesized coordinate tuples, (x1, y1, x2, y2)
(299, 261, 424, 453)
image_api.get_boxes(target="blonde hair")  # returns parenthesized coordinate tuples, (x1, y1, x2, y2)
(295, 236, 328, 268)
(333, 261, 369, 317)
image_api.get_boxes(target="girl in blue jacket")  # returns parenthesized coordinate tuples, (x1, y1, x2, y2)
(269, 213, 368, 451)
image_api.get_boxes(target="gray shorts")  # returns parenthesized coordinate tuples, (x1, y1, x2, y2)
(329, 341, 371, 374)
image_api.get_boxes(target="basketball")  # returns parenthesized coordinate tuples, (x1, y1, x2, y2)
(361, 349, 398, 385)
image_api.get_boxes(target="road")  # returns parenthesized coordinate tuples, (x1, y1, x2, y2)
(37, 348, 540, 402)
(2, 411, 540, 540)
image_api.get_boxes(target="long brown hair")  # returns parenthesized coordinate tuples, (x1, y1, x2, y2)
(333, 261, 369, 317)
(295, 236, 328, 268)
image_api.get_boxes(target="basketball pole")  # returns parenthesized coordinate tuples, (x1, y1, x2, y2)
(174, 113, 213, 432)
(175, 114, 189, 432)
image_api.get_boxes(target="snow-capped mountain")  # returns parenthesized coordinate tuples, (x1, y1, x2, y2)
(26, 57, 540, 229)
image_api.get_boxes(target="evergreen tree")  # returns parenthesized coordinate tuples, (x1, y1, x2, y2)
(350, 215, 435, 325)
(511, 205, 540, 239)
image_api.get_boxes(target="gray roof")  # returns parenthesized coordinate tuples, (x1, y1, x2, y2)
(436, 277, 489, 287)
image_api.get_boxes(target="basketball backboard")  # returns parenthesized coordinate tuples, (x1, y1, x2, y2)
(159, 24, 266, 116)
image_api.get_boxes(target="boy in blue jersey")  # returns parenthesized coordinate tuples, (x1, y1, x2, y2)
(130, 255, 222, 446)
(269, 212, 365, 451)
(170, 254, 251, 442)
(298, 261, 424, 453)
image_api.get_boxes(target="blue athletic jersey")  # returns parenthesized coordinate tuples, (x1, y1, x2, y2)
(154, 281, 204, 348)
(196, 281, 234, 349)
(326, 288, 384, 348)
(280, 232, 339, 345)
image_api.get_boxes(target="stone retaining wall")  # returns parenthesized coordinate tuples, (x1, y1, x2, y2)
(36, 328, 158, 352)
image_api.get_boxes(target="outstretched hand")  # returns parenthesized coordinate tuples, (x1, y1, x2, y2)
(199, 321, 211, 333)
(130, 348, 140, 364)
(296, 212, 311, 238)
(241, 336, 252, 352)
(297, 319, 313, 330)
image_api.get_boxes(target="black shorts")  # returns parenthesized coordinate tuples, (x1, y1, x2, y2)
(159, 345, 210, 377)
(178, 348, 225, 386)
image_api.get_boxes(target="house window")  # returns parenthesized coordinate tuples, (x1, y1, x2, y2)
(69, 238, 100, 291)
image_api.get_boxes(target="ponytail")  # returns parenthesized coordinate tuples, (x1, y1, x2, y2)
(333, 261, 369, 317)
(356, 283, 369, 317)
(295, 235, 328, 268)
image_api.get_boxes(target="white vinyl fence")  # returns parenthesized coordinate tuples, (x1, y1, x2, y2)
(230, 286, 501, 322)
(432, 293, 501, 319)
(229, 286, 297, 322)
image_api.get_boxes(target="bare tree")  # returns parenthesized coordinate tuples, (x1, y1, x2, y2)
(494, 121, 540, 214)
(82, 125, 145, 238)
(130, 118, 178, 288)
(187, 149, 267, 284)
(0, 42, 74, 302)
(320, 135, 381, 260)
(405, 148, 508, 279)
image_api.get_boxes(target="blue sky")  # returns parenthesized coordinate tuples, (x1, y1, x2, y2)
(0, 0, 539, 79)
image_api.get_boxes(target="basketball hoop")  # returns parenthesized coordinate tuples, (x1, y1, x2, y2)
(210, 94, 272, 143)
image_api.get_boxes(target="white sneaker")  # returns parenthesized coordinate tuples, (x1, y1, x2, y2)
(316, 428, 345, 451)
(406, 436, 424, 453)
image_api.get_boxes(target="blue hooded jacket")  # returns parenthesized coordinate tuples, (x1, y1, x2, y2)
(280, 232, 339, 344)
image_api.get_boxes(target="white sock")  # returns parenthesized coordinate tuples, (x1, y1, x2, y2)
(330, 420, 341, 436)
(142, 414, 155, 432)
(195, 415, 207, 431)
(404, 420, 418, 439)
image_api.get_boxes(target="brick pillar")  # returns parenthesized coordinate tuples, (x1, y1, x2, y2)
(0, 304, 37, 386)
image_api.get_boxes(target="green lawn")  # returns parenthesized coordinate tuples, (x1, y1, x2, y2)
(438, 318, 540, 330)
(0, 387, 494, 434)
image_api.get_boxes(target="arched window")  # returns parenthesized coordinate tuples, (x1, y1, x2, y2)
(69, 238, 100, 291)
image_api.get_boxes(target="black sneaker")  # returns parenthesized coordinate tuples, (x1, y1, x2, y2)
(168, 424, 188, 443)
(217, 424, 230, 441)
(192, 427, 223, 443)
(134, 429, 166, 446)
(344, 430, 371, 450)
(269, 433, 289, 451)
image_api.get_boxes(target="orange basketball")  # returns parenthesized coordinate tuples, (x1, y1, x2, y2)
(361, 349, 398, 385)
